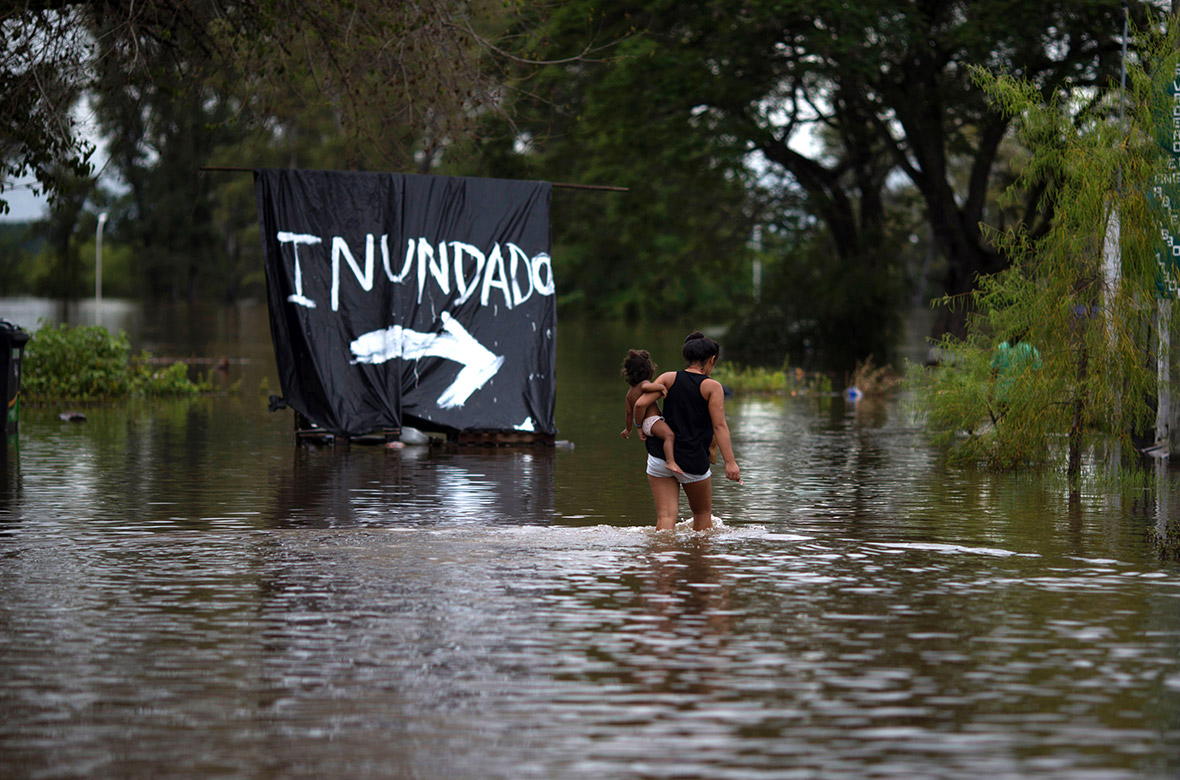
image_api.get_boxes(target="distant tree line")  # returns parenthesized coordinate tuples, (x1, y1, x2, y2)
(0, 0, 1161, 370)
(1, 0, 515, 303)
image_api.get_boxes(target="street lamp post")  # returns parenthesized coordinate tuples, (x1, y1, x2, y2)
(95, 212, 108, 327)
(749, 225, 763, 303)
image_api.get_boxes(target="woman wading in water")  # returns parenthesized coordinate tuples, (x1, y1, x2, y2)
(632, 331, 741, 531)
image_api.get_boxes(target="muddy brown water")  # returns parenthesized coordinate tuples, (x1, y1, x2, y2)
(1, 303, 1179, 778)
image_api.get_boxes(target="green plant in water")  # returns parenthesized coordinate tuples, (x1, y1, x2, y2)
(23, 321, 212, 402)
(847, 356, 901, 396)
(712, 364, 833, 395)
(911, 18, 1180, 477)
(712, 364, 787, 393)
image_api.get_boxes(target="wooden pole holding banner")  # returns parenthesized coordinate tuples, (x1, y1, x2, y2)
(197, 166, 629, 192)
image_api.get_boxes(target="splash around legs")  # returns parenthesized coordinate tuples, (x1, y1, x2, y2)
(648, 474, 714, 532)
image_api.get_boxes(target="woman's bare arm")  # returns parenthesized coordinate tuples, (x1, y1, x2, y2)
(703, 378, 740, 481)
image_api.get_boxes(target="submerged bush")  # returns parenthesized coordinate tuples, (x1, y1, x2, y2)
(847, 356, 902, 396)
(23, 321, 212, 402)
(712, 364, 833, 395)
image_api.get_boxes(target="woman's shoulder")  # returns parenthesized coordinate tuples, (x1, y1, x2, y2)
(656, 370, 678, 386)
(700, 376, 724, 394)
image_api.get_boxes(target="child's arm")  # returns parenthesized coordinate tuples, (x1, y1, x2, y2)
(633, 374, 672, 423)
(704, 378, 740, 482)
(639, 380, 666, 395)
(620, 393, 636, 438)
(632, 390, 662, 424)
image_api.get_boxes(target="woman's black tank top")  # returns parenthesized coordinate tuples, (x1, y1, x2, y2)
(645, 370, 713, 474)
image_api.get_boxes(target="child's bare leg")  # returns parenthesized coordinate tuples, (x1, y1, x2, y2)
(651, 419, 683, 474)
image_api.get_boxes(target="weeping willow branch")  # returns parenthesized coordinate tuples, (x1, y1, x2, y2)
(910, 14, 1180, 475)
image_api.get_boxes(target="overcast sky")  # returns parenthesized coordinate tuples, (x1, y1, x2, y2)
(1, 95, 112, 224)
(0, 176, 48, 223)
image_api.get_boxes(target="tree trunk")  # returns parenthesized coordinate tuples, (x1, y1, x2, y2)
(932, 230, 1006, 338)
(1069, 328, 1089, 483)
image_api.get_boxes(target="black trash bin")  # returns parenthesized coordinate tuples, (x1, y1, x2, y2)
(0, 320, 31, 436)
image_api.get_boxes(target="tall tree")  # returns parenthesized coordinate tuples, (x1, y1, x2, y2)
(2, 1, 532, 301)
(88, 5, 237, 302)
(464, 4, 769, 322)
(0, 3, 93, 214)
(483, 0, 1148, 350)
(1, 1, 512, 194)
(32, 166, 93, 300)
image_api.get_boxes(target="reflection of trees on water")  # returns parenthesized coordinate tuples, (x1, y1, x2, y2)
(724, 394, 930, 528)
(271, 447, 556, 528)
(8, 398, 557, 531)
(849, 395, 890, 429)
(729, 387, 1180, 566)
(806, 395, 897, 528)
(9, 398, 248, 530)
(641, 536, 734, 633)
(1149, 458, 1180, 562)
(549, 537, 736, 699)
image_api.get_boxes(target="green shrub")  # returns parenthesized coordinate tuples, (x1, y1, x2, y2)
(23, 321, 212, 402)
(712, 364, 833, 395)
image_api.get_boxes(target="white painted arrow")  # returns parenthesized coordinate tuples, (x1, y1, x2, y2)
(349, 312, 505, 409)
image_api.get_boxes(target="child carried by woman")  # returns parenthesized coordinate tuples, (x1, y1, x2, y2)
(619, 349, 683, 475)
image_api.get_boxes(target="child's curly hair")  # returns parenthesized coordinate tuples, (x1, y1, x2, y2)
(621, 349, 656, 386)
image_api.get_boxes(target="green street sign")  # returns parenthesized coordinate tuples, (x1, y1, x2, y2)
(1154, 66, 1180, 298)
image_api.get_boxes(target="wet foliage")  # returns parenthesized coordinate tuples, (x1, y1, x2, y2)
(911, 19, 1180, 475)
(22, 321, 212, 402)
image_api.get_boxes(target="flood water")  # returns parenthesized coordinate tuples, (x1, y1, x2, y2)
(2, 301, 1180, 779)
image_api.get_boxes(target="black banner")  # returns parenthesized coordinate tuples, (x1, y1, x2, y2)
(255, 169, 555, 436)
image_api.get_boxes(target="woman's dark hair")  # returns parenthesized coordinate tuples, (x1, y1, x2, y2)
(621, 349, 655, 386)
(682, 331, 720, 364)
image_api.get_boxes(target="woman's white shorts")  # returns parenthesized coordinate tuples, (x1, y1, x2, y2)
(646, 454, 710, 484)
